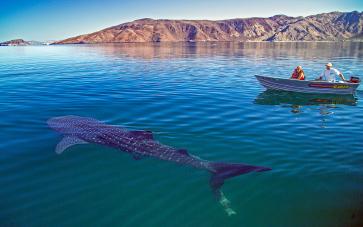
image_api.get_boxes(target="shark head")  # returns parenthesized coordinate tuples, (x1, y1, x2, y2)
(47, 115, 98, 135)
(47, 115, 76, 133)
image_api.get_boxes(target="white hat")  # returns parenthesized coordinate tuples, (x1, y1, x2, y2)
(326, 62, 333, 67)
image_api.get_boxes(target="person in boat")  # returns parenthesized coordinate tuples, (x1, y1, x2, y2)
(290, 66, 305, 80)
(317, 63, 347, 82)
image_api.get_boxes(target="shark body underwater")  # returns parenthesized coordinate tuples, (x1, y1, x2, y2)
(47, 115, 271, 215)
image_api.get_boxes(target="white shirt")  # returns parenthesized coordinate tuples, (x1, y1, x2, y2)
(320, 68, 341, 82)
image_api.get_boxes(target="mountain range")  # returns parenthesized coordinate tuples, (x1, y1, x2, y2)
(54, 11, 363, 44)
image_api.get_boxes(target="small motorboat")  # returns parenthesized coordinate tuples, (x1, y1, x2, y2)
(255, 75, 360, 95)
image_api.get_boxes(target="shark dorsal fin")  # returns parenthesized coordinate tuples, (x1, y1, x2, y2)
(177, 149, 189, 156)
(129, 130, 154, 140)
(55, 136, 88, 154)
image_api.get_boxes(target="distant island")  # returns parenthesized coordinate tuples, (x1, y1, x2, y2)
(0, 39, 52, 46)
(0, 39, 31, 46)
(54, 11, 363, 44)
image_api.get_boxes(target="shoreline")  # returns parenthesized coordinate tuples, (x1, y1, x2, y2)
(51, 40, 363, 45)
(1, 40, 362, 47)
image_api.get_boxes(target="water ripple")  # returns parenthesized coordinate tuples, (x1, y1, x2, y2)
(0, 43, 362, 226)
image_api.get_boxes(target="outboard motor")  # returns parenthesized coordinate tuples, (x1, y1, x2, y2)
(349, 76, 360, 83)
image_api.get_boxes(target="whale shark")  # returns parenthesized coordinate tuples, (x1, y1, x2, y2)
(47, 115, 271, 215)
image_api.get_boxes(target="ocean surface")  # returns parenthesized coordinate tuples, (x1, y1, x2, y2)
(0, 42, 362, 227)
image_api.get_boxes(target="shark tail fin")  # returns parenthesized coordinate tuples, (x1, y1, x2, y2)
(208, 162, 271, 216)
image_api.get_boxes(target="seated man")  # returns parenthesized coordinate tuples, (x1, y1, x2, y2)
(290, 66, 305, 80)
(318, 63, 346, 82)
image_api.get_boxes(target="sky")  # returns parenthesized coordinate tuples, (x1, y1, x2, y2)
(1, 0, 362, 41)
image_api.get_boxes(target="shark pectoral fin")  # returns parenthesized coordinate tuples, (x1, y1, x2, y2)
(129, 130, 154, 140)
(55, 136, 88, 154)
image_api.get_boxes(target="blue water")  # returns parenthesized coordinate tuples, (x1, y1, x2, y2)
(0, 42, 362, 226)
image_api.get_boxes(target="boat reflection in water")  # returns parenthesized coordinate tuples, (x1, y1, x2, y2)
(254, 90, 357, 114)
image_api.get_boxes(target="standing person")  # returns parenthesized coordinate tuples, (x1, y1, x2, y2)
(318, 63, 347, 82)
(290, 66, 305, 80)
